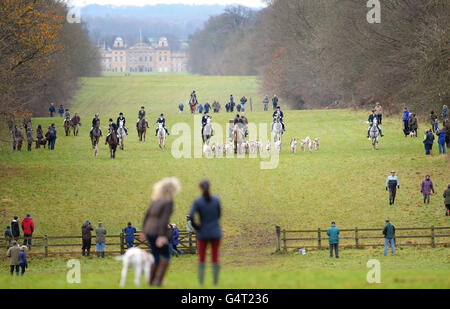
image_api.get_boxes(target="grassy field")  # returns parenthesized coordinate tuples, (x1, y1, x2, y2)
(0, 74, 449, 288)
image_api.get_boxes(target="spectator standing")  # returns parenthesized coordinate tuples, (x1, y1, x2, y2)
(430, 111, 438, 133)
(436, 127, 447, 154)
(386, 171, 400, 205)
(58, 105, 64, 117)
(48, 124, 57, 150)
(16, 126, 24, 151)
(240, 96, 247, 111)
(198, 104, 203, 114)
(124, 222, 136, 249)
(7, 241, 20, 276)
(95, 222, 106, 258)
(225, 102, 230, 113)
(49, 103, 56, 117)
(443, 184, 450, 216)
(5, 226, 12, 248)
(204, 102, 211, 114)
(375, 102, 383, 124)
(11, 216, 20, 240)
(263, 96, 269, 111)
(143, 177, 181, 286)
(18, 246, 28, 276)
(423, 130, 435, 155)
(21, 214, 34, 250)
(402, 107, 410, 136)
(327, 222, 340, 258)
(272, 95, 279, 110)
(420, 175, 435, 204)
(168, 224, 176, 257)
(189, 179, 222, 286)
(36, 125, 44, 149)
(383, 219, 396, 256)
(408, 113, 418, 136)
(81, 220, 93, 257)
(26, 126, 34, 151)
(442, 105, 449, 121)
(11, 125, 18, 151)
(179, 103, 184, 113)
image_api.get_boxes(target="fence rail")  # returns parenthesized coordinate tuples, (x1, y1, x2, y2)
(275, 225, 450, 252)
(4, 230, 197, 257)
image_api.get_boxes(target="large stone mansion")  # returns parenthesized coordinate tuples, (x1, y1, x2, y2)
(99, 37, 188, 73)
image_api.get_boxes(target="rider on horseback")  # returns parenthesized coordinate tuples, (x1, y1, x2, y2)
(272, 106, 285, 132)
(155, 113, 169, 136)
(201, 112, 212, 136)
(117, 112, 128, 135)
(106, 118, 118, 144)
(137, 106, 146, 129)
(367, 110, 383, 138)
(90, 114, 100, 138)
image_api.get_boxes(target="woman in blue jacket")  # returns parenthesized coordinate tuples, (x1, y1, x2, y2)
(18, 246, 28, 276)
(189, 179, 222, 286)
(436, 127, 446, 154)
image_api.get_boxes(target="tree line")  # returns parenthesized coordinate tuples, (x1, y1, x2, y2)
(0, 0, 101, 120)
(188, 1, 449, 113)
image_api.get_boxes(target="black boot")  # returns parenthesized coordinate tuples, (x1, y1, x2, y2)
(82, 249, 85, 256)
(87, 249, 90, 256)
(101, 251, 105, 258)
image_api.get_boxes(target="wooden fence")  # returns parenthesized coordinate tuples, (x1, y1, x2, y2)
(4, 230, 196, 257)
(275, 225, 450, 252)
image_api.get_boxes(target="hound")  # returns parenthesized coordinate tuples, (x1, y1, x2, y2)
(290, 138, 297, 153)
(116, 247, 154, 288)
(308, 140, 314, 153)
(275, 140, 282, 153)
(314, 138, 320, 151)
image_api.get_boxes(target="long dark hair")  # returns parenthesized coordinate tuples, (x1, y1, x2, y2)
(199, 179, 211, 202)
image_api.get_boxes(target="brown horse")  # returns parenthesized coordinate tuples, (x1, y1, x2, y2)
(137, 118, 148, 142)
(64, 118, 72, 136)
(106, 126, 119, 159)
(90, 120, 102, 156)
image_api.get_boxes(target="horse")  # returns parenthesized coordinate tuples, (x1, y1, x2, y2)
(64, 118, 72, 136)
(157, 123, 167, 149)
(71, 117, 80, 136)
(272, 116, 283, 142)
(232, 123, 244, 154)
(369, 117, 380, 150)
(90, 120, 102, 156)
(106, 126, 119, 159)
(202, 118, 213, 145)
(117, 120, 126, 150)
(137, 118, 148, 142)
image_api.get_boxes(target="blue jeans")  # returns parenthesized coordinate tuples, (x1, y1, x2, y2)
(147, 235, 170, 263)
(49, 138, 56, 150)
(96, 243, 105, 252)
(439, 143, 446, 154)
(126, 240, 134, 249)
(384, 238, 395, 256)
(425, 143, 431, 155)
(329, 243, 339, 258)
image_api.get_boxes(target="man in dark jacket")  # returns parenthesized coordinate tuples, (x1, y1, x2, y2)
(49, 103, 56, 117)
(21, 214, 34, 250)
(444, 184, 450, 216)
(383, 219, 396, 256)
(272, 95, 279, 110)
(423, 130, 435, 155)
(240, 96, 247, 111)
(367, 110, 383, 138)
(124, 222, 136, 249)
(327, 222, 340, 258)
(81, 220, 93, 256)
(11, 216, 20, 240)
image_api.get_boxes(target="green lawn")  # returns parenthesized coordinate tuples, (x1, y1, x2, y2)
(0, 74, 449, 288)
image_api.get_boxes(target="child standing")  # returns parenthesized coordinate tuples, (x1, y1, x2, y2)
(5, 226, 12, 248)
(18, 246, 28, 276)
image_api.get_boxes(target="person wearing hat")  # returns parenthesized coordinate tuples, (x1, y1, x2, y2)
(155, 113, 169, 136)
(327, 221, 340, 258)
(382, 219, 396, 256)
(386, 171, 400, 205)
(272, 106, 285, 132)
(137, 106, 146, 129)
(374, 102, 383, 124)
(105, 118, 118, 145)
(90, 113, 100, 138)
(201, 112, 211, 136)
(116, 112, 128, 135)
(124, 222, 136, 249)
(233, 114, 242, 125)
(81, 220, 93, 256)
(420, 174, 435, 204)
(7, 241, 20, 276)
(367, 109, 383, 138)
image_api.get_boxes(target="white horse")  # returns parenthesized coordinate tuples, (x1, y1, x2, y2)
(272, 116, 283, 142)
(157, 123, 167, 149)
(369, 117, 380, 150)
(117, 120, 126, 150)
(202, 118, 213, 145)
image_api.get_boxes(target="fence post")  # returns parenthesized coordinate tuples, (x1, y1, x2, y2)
(431, 225, 435, 247)
(318, 228, 321, 250)
(355, 227, 359, 249)
(276, 225, 281, 252)
(44, 235, 48, 257)
(120, 230, 125, 255)
(282, 229, 287, 253)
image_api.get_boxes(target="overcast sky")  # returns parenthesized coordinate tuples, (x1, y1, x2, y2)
(67, 0, 267, 8)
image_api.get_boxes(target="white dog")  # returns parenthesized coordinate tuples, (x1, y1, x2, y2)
(290, 138, 297, 153)
(313, 138, 320, 151)
(308, 140, 313, 153)
(116, 247, 155, 287)
(275, 140, 282, 153)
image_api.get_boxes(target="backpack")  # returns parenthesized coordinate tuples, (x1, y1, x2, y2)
(49, 129, 56, 138)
